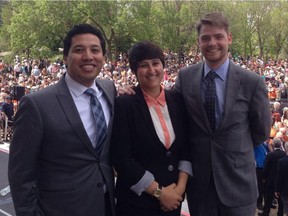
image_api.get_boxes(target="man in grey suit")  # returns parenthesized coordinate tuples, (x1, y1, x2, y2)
(175, 12, 271, 216)
(8, 24, 116, 216)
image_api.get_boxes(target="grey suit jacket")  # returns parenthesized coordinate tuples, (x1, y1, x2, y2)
(175, 61, 271, 207)
(8, 75, 116, 216)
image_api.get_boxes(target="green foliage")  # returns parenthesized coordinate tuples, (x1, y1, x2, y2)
(0, 0, 288, 62)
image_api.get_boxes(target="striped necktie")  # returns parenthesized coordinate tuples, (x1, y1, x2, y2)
(85, 88, 107, 156)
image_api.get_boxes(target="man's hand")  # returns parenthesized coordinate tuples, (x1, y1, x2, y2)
(117, 85, 136, 96)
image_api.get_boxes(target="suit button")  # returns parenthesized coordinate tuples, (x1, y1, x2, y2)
(97, 183, 103, 188)
(166, 151, 172, 157)
(168, 165, 174, 172)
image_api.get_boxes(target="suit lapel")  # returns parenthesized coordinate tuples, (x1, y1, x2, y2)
(218, 61, 240, 131)
(56, 77, 99, 157)
(96, 80, 114, 116)
(189, 63, 212, 133)
(95, 79, 115, 157)
(165, 91, 180, 142)
(134, 86, 164, 147)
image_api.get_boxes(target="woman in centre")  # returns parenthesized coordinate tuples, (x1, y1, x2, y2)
(111, 41, 192, 216)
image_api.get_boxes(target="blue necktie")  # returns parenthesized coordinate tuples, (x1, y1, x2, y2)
(204, 70, 217, 132)
(85, 88, 107, 155)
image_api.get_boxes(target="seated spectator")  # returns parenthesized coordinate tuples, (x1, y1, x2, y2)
(269, 116, 278, 151)
(268, 83, 277, 101)
(32, 65, 40, 77)
(272, 101, 282, 122)
(281, 107, 288, 123)
(2, 95, 14, 124)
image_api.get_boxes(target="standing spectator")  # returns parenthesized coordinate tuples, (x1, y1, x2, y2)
(23, 60, 31, 76)
(0, 59, 4, 74)
(0, 88, 8, 104)
(254, 141, 270, 210)
(8, 24, 116, 216)
(174, 12, 271, 216)
(279, 79, 287, 101)
(260, 138, 286, 216)
(51, 62, 60, 78)
(13, 62, 22, 78)
(0, 87, 7, 145)
(275, 141, 288, 216)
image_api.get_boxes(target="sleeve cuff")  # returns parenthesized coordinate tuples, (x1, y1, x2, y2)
(178, 160, 193, 176)
(130, 171, 154, 196)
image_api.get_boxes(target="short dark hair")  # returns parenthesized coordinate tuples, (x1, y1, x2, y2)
(196, 12, 230, 36)
(63, 24, 106, 57)
(128, 41, 165, 74)
(273, 137, 282, 148)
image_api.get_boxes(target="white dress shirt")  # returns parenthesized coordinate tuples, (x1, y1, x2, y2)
(65, 74, 110, 147)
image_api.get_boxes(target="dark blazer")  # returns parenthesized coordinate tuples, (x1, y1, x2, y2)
(8, 75, 116, 216)
(2, 101, 14, 121)
(111, 86, 190, 210)
(175, 61, 271, 208)
(263, 149, 286, 188)
(276, 155, 288, 196)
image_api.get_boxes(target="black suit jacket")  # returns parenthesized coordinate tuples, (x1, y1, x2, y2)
(276, 155, 288, 196)
(8, 75, 116, 216)
(111, 86, 190, 210)
(2, 101, 14, 121)
(263, 149, 286, 188)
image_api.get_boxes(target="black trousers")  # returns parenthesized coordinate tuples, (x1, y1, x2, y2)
(263, 184, 283, 216)
(256, 168, 264, 205)
(115, 200, 181, 216)
(105, 192, 113, 216)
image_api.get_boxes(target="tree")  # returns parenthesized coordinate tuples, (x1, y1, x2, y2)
(1, 1, 288, 61)
(269, 2, 288, 60)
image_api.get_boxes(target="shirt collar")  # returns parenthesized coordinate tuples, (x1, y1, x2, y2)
(65, 73, 102, 98)
(142, 86, 166, 108)
(204, 59, 230, 81)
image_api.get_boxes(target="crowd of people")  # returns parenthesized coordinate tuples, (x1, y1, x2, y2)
(1, 51, 288, 104)
(1, 12, 288, 216)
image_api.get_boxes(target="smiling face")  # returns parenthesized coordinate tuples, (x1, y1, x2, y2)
(198, 24, 232, 69)
(64, 33, 105, 87)
(136, 59, 164, 96)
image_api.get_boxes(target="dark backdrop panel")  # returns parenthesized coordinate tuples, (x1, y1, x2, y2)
(12, 86, 25, 101)
(0, 150, 15, 216)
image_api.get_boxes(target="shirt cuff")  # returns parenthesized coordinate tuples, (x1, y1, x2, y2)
(178, 160, 193, 176)
(130, 171, 154, 196)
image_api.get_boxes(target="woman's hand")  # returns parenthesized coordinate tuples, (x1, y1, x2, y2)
(158, 183, 182, 212)
(174, 183, 185, 197)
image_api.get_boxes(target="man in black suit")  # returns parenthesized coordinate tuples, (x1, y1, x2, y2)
(260, 138, 286, 216)
(275, 141, 288, 216)
(8, 24, 116, 216)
